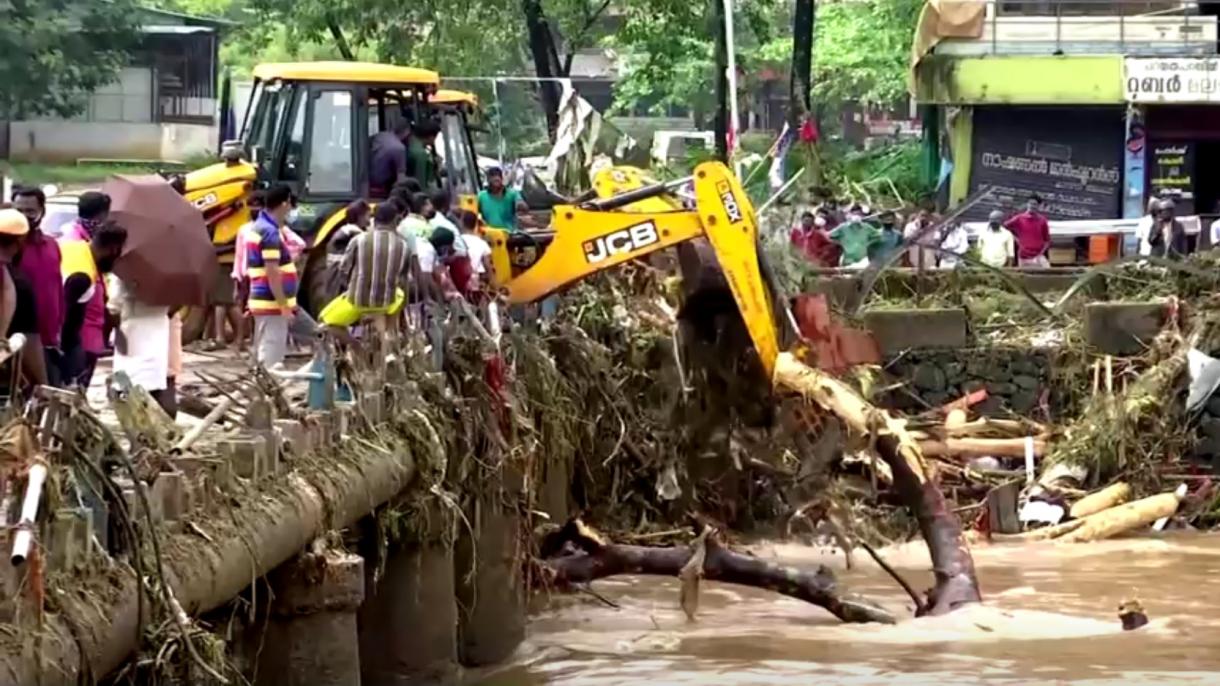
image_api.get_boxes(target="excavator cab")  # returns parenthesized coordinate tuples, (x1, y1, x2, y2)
(180, 61, 482, 315)
(430, 89, 482, 214)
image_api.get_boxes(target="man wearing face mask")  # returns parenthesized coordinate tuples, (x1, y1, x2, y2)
(60, 221, 127, 388)
(11, 186, 63, 385)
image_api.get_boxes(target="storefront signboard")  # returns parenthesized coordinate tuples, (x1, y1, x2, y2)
(1147, 142, 1196, 214)
(1125, 58, 1220, 103)
(968, 107, 1123, 222)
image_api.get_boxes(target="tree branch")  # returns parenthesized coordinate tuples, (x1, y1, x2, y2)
(540, 519, 896, 624)
(562, 0, 613, 76)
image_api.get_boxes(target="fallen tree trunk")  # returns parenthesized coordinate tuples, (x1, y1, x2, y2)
(542, 519, 895, 624)
(773, 353, 981, 615)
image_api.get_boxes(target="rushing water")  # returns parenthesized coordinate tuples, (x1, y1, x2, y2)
(476, 534, 1220, 685)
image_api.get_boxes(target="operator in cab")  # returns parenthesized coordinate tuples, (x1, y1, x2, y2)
(406, 119, 442, 190)
(370, 120, 411, 198)
(477, 167, 528, 233)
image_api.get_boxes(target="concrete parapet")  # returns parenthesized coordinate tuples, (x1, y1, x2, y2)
(1083, 302, 1166, 355)
(862, 308, 969, 355)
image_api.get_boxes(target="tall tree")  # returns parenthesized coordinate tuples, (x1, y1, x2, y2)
(0, 0, 140, 119)
(523, 0, 565, 136)
(789, 0, 814, 124)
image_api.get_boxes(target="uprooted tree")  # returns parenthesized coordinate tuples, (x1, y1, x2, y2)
(527, 258, 981, 620)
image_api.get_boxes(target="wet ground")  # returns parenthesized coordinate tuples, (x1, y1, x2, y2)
(478, 534, 1220, 685)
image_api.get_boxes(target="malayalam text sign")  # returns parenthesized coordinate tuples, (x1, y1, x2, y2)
(1125, 58, 1220, 103)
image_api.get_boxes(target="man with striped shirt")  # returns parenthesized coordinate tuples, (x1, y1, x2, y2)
(319, 202, 411, 333)
(248, 185, 298, 368)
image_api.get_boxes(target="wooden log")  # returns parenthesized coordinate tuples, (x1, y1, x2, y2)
(1058, 490, 1183, 543)
(772, 352, 980, 615)
(991, 518, 1085, 542)
(920, 437, 1048, 459)
(1069, 482, 1132, 519)
(542, 519, 894, 624)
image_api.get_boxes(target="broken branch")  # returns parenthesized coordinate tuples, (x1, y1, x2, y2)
(541, 519, 895, 624)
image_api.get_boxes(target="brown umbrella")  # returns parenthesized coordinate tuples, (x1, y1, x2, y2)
(101, 174, 218, 307)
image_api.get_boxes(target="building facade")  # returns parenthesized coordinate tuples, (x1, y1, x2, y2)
(3, 7, 227, 164)
(911, 0, 1218, 222)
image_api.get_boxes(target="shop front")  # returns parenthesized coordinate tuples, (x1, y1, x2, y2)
(1124, 58, 1220, 238)
(965, 105, 1125, 223)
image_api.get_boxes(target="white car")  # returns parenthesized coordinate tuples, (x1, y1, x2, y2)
(42, 193, 81, 238)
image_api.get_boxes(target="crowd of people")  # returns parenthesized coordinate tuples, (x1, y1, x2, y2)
(0, 167, 515, 418)
(790, 194, 1055, 270)
(202, 175, 502, 371)
(0, 189, 162, 408)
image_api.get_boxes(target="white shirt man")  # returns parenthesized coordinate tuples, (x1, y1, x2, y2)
(938, 223, 970, 269)
(978, 211, 1015, 268)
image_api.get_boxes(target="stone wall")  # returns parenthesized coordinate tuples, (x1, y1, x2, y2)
(880, 347, 1068, 417)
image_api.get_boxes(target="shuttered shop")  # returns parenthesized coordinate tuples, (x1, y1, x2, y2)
(967, 106, 1123, 222)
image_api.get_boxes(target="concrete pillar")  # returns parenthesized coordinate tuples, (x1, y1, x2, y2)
(255, 551, 364, 686)
(454, 495, 526, 667)
(358, 540, 458, 684)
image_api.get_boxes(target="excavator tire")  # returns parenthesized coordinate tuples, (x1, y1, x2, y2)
(299, 247, 331, 319)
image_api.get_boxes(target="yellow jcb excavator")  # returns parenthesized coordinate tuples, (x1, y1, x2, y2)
(177, 61, 483, 324)
(483, 160, 981, 615)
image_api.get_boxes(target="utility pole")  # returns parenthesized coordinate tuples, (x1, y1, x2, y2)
(712, 0, 729, 162)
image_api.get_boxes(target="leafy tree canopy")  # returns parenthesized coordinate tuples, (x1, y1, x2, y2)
(0, 0, 141, 119)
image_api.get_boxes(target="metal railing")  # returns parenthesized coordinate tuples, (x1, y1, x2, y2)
(937, 0, 1219, 56)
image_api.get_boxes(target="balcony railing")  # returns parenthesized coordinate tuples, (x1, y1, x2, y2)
(934, 0, 1218, 56)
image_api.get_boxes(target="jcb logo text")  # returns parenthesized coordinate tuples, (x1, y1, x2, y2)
(716, 181, 743, 223)
(583, 221, 660, 264)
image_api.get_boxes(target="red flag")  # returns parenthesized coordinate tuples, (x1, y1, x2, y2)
(799, 117, 819, 144)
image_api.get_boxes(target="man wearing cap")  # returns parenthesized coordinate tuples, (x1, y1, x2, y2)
(0, 208, 49, 390)
(978, 210, 1016, 268)
(0, 209, 29, 347)
(476, 167, 527, 232)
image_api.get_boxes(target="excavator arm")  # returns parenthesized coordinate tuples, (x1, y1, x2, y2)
(494, 161, 783, 378)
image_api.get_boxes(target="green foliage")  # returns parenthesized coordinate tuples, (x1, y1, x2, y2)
(820, 139, 931, 207)
(0, 0, 141, 119)
(608, 0, 783, 124)
(609, 0, 920, 120)
(811, 0, 922, 107)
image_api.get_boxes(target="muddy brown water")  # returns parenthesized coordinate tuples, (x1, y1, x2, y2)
(474, 534, 1220, 685)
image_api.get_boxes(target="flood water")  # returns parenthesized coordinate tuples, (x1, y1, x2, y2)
(476, 534, 1220, 685)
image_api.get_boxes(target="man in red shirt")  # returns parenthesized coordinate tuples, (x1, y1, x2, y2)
(11, 187, 62, 385)
(1003, 194, 1051, 268)
(791, 209, 842, 267)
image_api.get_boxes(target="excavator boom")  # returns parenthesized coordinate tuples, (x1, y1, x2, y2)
(499, 161, 782, 378)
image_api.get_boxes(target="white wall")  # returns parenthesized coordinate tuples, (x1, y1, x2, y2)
(9, 121, 216, 163)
